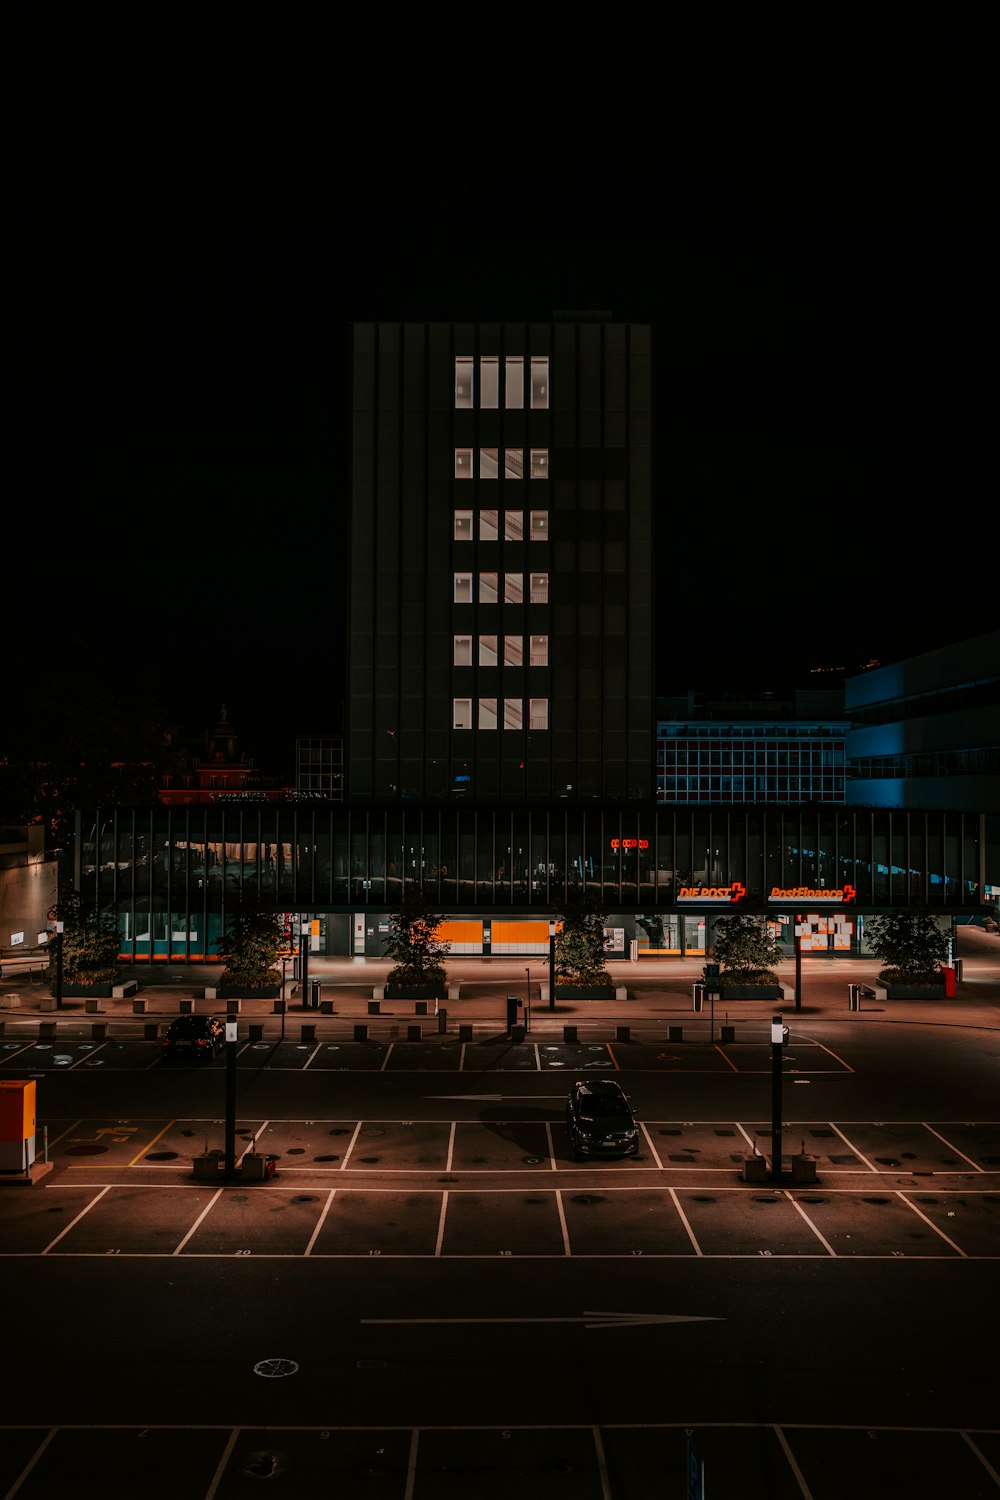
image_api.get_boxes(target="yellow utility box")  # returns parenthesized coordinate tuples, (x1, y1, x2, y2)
(0, 1079, 37, 1171)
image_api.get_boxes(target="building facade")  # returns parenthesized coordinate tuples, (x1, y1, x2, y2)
(346, 317, 654, 806)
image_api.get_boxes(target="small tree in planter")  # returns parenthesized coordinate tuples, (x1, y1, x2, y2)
(385, 890, 450, 993)
(711, 913, 783, 987)
(216, 899, 285, 991)
(864, 911, 949, 987)
(554, 892, 613, 988)
(55, 891, 121, 988)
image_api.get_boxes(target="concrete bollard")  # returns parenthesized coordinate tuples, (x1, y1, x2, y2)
(437, 1007, 448, 1033)
(91, 1022, 108, 1040)
(354, 1023, 369, 1041)
(668, 1025, 683, 1042)
(563, 1025, 578, 1043)
(40, 1021, 57, 1039)
(132, 998, 146, 1015)
(459, 1023, 473, 1041)
(742, 1153, 769, 1183)
(720, 1024, 735, 1044)
(85, 997, 100, 1014)
(415, 1000, 428, 1015)
(143, 1022, 159, 1041)
(616, 1024, 631, 1042)
(407, 1024, 423, 1041)
(226, 999, 241, 1015)
(368, 1000, 381, 1015)
(180, 998, 194, 1014)
(249, 1023, 264, 1042)
(300, 1023, 316, 1044)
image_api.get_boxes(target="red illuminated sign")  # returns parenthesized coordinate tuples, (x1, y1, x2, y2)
(768, 885, 856, 904)
(677, 882, 746, 904)
(610, 839, 649, 851)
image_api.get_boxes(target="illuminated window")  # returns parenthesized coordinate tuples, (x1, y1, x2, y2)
(530, 356, 549, 409)
(453, 635, 472, 666)
(479, 509, 498, 541)
(504, 698, 523, 730)
(454, 573, 473, 603)
(480, 356, 499, 408)
(480, 572, 498, 604)
(479, 634, 498, 666)
(529, 634, 548, 666)
(454, 357, 473, 408)
(504, 447, 523, 479)
(505, 356, 524, 408)
(455, 449, 473, 478)
(504, 510, 523, 541)
(529, 573, 548, 603)
(453, 698, 472, 729)
(530, 449, 548, 479)
(479, 698, 498, 730)
(529, 510, 548, 540)
(453, 510, 473, 541)
(504, 635, 523, 666)
(529, 698, 549, 730)
(480, 447, 499, 479)
(504, 573, 523, 604)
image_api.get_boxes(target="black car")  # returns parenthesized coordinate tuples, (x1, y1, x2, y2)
(160, 1013, 226, 1062)
(565, 1078, 640, 1158)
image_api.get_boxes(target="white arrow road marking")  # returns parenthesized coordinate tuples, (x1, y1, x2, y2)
(362, 1311, 722, 1330)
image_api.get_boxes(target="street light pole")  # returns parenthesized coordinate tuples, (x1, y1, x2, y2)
(771, 1013, 786, 1182)
(54, 920, 64, 1011)
(794, 914, 803, 1012)
(224, 1017, 238, 1179)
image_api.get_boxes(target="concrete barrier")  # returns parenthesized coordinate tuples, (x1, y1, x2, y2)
(112, 980, 138, 998)
(85, 997, 100, 1014)
(132, 998, 146, 1015)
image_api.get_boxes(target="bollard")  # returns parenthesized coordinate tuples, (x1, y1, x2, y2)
(368, 1000, 381, 1015)
(132, 998, 146, 1015)
(91, 1021, 108, 1040)
(692, 983, 705, 1013)
(227, 999, 240, 1015)
(300, 1023, 316, 1044)
(40, 1021, 57, 1040)
(459, 1023, 473, 1042)
(742, 1152, 769, 1183)
(792, 1149, 818, 1184)
(668, 1025, 683, 1042)
(320, 1000, 334, 1015)
(511, 1025, 526, 1043)
(720, 1023, 735, 1044)
(563, 1024, 578, 1043)
(180, 998, 194, 1014)
(848, 984, 861, 1012)
(273, 998, 286, 1015)
(437, 1007, 447, 1033)
(407, 1024, 423, 1041)
(143, 1022, 159, 1041)
(85, 997, 100, 1014)
(249, 1023, 264, 1042)
(415, 1000, 428, 1015)
(353, 1023, 369, 1041)
(616, 1024, 631, 1042)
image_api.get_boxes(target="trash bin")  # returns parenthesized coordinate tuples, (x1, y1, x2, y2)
(848, 983, 861, 1012)
(692, 983, 705, 1013)
(309, 979, 322, 1009)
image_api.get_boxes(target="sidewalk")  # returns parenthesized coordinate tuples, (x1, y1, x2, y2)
(3, 927, 999, 1036)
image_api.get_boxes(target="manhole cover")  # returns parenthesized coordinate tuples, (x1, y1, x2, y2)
(253, 1357, 299, 1378)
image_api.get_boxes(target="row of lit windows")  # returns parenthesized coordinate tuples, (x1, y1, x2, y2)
(455, 448, 548, 479)
(455, 510, 548, 542)
(454, 573, 548, 604)
(455, 356, 549, 409)
(454, 635, 548, 667)
(453, 698, 549, 730)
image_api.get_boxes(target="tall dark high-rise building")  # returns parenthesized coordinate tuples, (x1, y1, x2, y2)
(346, 316, 654, 805)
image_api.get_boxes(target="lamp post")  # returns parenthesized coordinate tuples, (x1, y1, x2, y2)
(224, 1017, 238, 1179)
(54, 920, 64, 1011)
(524, 966, 531, 1033)
(548, 920, 556, 1010)
(794, 914, 803, 1012)
(771, 1013, 787, 1182)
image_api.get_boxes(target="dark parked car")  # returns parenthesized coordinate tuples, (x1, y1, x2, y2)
(565, 1078, 639, 1158)
(161, 1013, 225, 1062)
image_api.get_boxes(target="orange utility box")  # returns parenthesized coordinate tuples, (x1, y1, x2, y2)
(0, 1079, 37, 1171)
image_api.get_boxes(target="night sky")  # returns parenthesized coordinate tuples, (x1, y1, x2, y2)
(6, 11, 996, 749)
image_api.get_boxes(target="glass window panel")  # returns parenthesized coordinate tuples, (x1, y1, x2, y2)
(504, 573, 523, 603)
(454, 573, 473, 603)
(504, 447, 523, 478)
(455, 448, 472, 478)
(529, 634, 548, 666)
(453, 698, 472, 729)
(504, 635, 523, 666)
(530, 448, 548, 479)
(530, 510, 548, 540)
(529, 698, 549, 729)
(504, 698, 523, 730)
(455, 357, 473, 408)
(479, 634, 498, 666)
(530, 572, 548, 603)
(479, 698, 498, 729)
(453, 509, 473, 541)
(480, 572, 498, 604)
(480, 447, 499, 479)
(479, 509, 498, 541)
(480, 356, 499, 407)
(453, 635, 472, 666)
(504, 510, 523, 541)
(530, 356, 549, 408)
(505, 356, 524, 408)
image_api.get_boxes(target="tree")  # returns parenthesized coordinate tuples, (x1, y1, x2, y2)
(863, 910, 949, 985)
(385, 889, 451, 989)
(553, 892, 613, 986)
(711, 912, 784, 983)
(216, 898, 285, 987)
(53, 890, 121, 986)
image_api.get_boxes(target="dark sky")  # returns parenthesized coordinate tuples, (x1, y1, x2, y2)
(6, 10, 996, 746)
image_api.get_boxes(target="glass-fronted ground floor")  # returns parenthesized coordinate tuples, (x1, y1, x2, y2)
(74, 803, 993, 967)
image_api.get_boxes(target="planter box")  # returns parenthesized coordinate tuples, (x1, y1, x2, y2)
(555, 985, 616, 1000)
(217, 984, 281, 1000)
(720, 985, 784, 1001)
(385, 984, 446, 1000)
(884, 984, 947, 1000)
(61, 983, 114, 999)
